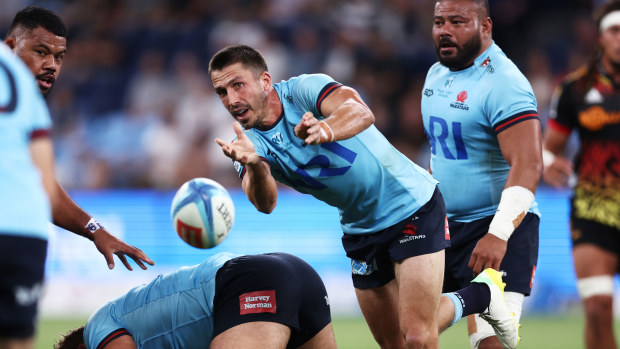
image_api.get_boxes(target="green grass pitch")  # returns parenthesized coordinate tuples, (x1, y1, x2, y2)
(37, 315, 619, 348)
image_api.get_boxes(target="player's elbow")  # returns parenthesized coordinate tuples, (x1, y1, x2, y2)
(256, 201, 277, 214)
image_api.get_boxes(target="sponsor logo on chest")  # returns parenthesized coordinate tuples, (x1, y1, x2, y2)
(450, 90, 470, 110)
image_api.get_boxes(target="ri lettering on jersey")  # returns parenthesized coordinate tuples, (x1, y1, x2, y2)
(84, 252, 238, 349)
(235, 73, 438, 234)
(0, 44, 52, 240)
(421, 43, 539, 222)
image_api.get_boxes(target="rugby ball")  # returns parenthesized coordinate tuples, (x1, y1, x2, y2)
(170, 178, 235, 249)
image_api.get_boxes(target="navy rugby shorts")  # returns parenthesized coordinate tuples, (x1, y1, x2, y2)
(0, 235, 47, 338)
(571, 215, 620, 271)
(443, 212, 539, 295)
(212, 253, 331, 348)
(342, 187, 451, 289)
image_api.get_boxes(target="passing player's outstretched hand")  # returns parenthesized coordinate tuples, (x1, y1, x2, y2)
(468, 233, 507, 275)
(93, 228, 154, 270)
(215, 122, 260, 166)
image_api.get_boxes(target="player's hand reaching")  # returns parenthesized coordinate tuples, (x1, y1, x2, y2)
(294, 112, 334, 145)
(92, 228, 154, 270)
(543, 156, 574, 188)
(216, 122, 260, 165)
(468, 233, 507, 275)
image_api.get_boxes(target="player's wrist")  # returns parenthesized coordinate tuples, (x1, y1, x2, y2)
(542, 149, 555, 169)
(84, 217, 103, 236)
(488, 186, 534, 241)
(318, 120, 334, 143)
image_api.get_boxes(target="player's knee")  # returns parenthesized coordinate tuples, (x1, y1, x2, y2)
(584, 296, 614, 326)
(403, 326, 438, 348)
(577, 275, 614, 300)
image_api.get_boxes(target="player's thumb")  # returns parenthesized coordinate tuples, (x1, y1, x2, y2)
(233, 121, 245, 136)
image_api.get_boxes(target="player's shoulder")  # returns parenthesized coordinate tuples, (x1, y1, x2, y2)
(560, 66, 588, 87)
(0, 44, 34, 87)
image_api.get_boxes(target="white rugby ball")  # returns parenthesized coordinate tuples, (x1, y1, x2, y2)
(170, 178, 235, 249)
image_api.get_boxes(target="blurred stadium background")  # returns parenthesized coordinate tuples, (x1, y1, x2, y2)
(2, 0, 619, 347)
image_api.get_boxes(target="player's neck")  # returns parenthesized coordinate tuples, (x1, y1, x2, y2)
(601, 56, 620, 85)
(260, 89, 284, 128)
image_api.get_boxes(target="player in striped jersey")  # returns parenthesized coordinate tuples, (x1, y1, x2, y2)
(543, 2, 620, 348)
(421, 1, 543, 348)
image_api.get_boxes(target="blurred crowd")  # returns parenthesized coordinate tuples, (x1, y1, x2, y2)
(1, 0, 604, 189)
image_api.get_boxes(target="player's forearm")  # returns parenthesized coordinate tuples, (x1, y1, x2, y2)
(321, 86, 374, 141)
(323, 101, 374, 142)
(504, 159, 542, 194)
(243, 162, 278, 214)
(51, 180, 95, 240)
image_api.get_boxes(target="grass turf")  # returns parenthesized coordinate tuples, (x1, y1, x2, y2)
(38, 315, 617, 348)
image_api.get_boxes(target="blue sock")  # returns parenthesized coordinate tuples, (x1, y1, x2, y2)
(444, 283, 490, 326)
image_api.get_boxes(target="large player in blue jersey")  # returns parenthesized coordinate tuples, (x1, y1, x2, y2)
(422, 1, 543, 348)
(0, 42, 57, 349)
(211, 44, 520, 349)
(55, 252, 337, 349)
(4, 6, 154, 272)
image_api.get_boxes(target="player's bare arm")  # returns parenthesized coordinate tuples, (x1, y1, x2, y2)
(215, 122, 278, 214)
(469, 119, 542, 274)
(542, 127, 574, 188)
(50, 181, 154, 270)
(29, 137, 57, 202)
(294, 86, 374, 145)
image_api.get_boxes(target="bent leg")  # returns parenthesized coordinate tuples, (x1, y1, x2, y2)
(211, 321, 291, 349)
(394, 249, 445, 349)
(574, 244, 617, 349)
(355, 280, 403, 348)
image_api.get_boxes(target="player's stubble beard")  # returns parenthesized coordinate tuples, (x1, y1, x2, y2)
(236, 87, 268, 130)
(436, 32, 482, 71)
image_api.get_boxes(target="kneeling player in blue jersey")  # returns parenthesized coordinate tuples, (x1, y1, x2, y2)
(55, 252, 336, 349)
(210, 45, 519, 348)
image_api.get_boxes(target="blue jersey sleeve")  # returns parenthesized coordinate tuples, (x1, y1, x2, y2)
(291, 74, 341, 118)
(482, 70, 538, 134)
(84, 303, 129, 349)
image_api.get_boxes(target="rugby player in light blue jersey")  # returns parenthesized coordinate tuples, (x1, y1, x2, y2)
(422, 1, 543, 348)
(56, 252, 336, 349)
(211, 45, 518, 348)
(0, 42, 57, 349)
(5, 6, 153, 272)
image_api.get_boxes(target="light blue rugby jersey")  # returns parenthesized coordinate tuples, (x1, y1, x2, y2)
(421, 43, 540, 222)
(84, 252, 238, 349)
(236, 73, 437, 234)
(0, 44, 52, 239)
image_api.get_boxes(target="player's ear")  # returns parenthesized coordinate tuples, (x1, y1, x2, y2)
(4, 38, 16, 49)
(481, 17, 492, 38)
(260, 71, 272, 91)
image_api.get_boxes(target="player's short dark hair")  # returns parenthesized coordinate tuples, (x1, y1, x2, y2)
(54, 326, 85, 349)
(594, 0, 620, 31)
(436, 0, 490, 18)
(6, 6, 67, 39)
(208, 45, 269, 78)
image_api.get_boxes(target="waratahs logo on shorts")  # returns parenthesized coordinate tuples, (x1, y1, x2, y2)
(450, 90, 469, 111)
(271, 132, 284, 145)
(424, 88, 434, 97)
(399, 222, 426, 243)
